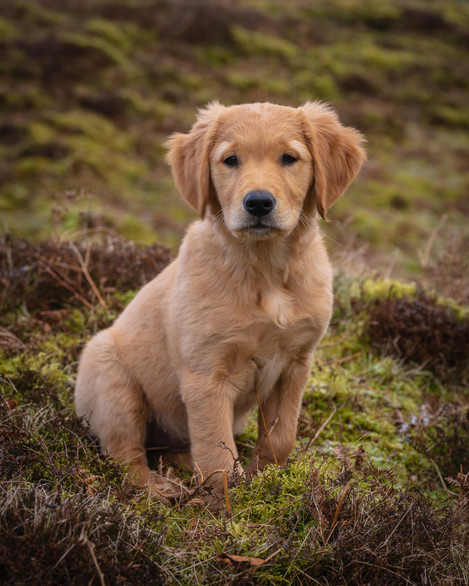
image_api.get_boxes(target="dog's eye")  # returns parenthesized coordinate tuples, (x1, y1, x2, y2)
(281, 153, 297, 166)
(224, 155, 238, 167)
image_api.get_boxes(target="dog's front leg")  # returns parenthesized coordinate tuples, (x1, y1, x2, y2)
(247, 359, 312, 475)
(181, 371, 243, 487)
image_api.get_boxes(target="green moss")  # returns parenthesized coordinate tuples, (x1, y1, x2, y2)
(226, 70, 258, 91)
(118, 213, 156, 243)
(231, 26, 297, 59)
(432, 105, 469, 128)
(28, 121, 56, 144)
(49, 110, 128, 146)
(357, 277, 418, 301)
(84, 18, 140, 54)
(60, 31, 132, 69)
(0, 17, 18, 42)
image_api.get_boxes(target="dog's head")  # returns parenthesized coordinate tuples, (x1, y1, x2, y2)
(166, 102, 366, 241)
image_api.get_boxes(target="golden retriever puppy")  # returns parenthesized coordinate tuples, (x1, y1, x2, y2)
(75, 101, 366, 499)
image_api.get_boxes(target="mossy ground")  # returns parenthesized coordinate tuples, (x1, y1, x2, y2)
(1, 238, 468, 583)
(1, 0, 469, 582)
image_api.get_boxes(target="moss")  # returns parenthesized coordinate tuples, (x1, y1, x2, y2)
(1, 241, 468, 581)
(0, 17, 18, 42)
(117, 213, 156, 243)
(431, 104, 469, 128)
(293, 70, 339, 101)
(59, 30, 132, 69)
(231, 26, 297, 59)
(226, 70, 258, 92)
(84, 18, 140, 54)
(357, 277, 418, 301)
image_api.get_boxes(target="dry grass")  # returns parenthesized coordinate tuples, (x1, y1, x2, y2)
(0, 234, 171, 314)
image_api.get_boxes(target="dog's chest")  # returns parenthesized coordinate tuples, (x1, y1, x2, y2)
(259, 286, 295, 329)
(245, 318, 314, 397)
(250, 349, 286, 399)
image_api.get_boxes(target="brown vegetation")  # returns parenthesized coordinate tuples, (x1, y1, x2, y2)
(0, 235, 171, 313)
(366, 294, 469, 381)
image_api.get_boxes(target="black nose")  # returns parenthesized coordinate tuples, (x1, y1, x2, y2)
(243, 190, 276, 218)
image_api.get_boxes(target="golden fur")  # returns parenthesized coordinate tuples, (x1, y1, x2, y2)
(75, 101, 366, 498)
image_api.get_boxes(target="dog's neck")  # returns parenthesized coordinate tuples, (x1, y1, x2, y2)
(210, 214, 319, 273)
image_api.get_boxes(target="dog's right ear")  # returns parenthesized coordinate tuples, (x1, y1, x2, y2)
(166, 102, 224, 218)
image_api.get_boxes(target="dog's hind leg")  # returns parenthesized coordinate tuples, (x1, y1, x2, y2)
(75, 333, 177, 501)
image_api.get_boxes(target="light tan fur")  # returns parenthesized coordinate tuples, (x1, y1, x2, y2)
(75, 101, 366, 498)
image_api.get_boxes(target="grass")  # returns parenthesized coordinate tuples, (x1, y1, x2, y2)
(0, 236, 468, 584)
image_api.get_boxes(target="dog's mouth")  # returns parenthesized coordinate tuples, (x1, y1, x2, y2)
(237, 221, 281, 239)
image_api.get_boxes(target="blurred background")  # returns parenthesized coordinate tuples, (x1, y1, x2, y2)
(1, 0, 468, 289)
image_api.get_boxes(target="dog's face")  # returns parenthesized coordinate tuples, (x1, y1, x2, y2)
(167, 102, 366, 241)
(209, 105, 314, 240)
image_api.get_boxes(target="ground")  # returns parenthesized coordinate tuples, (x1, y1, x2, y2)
(0, 237, 468, 583)
(1, 0, 468, 583)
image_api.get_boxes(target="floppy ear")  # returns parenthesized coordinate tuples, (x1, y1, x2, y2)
(166, 101, 224, 217)
(300, 101, 366, 220)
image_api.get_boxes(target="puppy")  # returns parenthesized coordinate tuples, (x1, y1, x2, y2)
(75, 102, 366, 499)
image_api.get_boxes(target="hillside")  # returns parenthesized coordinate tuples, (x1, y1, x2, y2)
(1, 0, 468, 279)
(1, 0, 468, 583)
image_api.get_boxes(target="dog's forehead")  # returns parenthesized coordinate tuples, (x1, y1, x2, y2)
(215, 103, 304, 148)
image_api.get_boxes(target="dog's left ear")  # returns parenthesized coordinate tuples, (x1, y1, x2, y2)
(166, 101, 224, 218)
(300, 102, 366, 220)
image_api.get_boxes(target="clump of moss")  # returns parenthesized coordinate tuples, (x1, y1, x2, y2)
(366, 293, 469, 380)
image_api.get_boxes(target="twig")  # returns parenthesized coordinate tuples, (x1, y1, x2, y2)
(223, 471, 231, 514)
(256, 392, 278, 466)
(41, 265, 93, 309)
(430, 458, 457, 496)
(194, 461, 204, 483)
(235, 440, 255, 450)
(303, 403, 341, 453)
(269, 416, 279, 435)
(378, 503, 413, 550)
(190, 466, 233, 512)
(325, 480, 352, 545)
(79, 529, 106, 586)
(261, 546, 283, 565)
(70, 242, 108, 308)
(286, 526, 314, 574)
